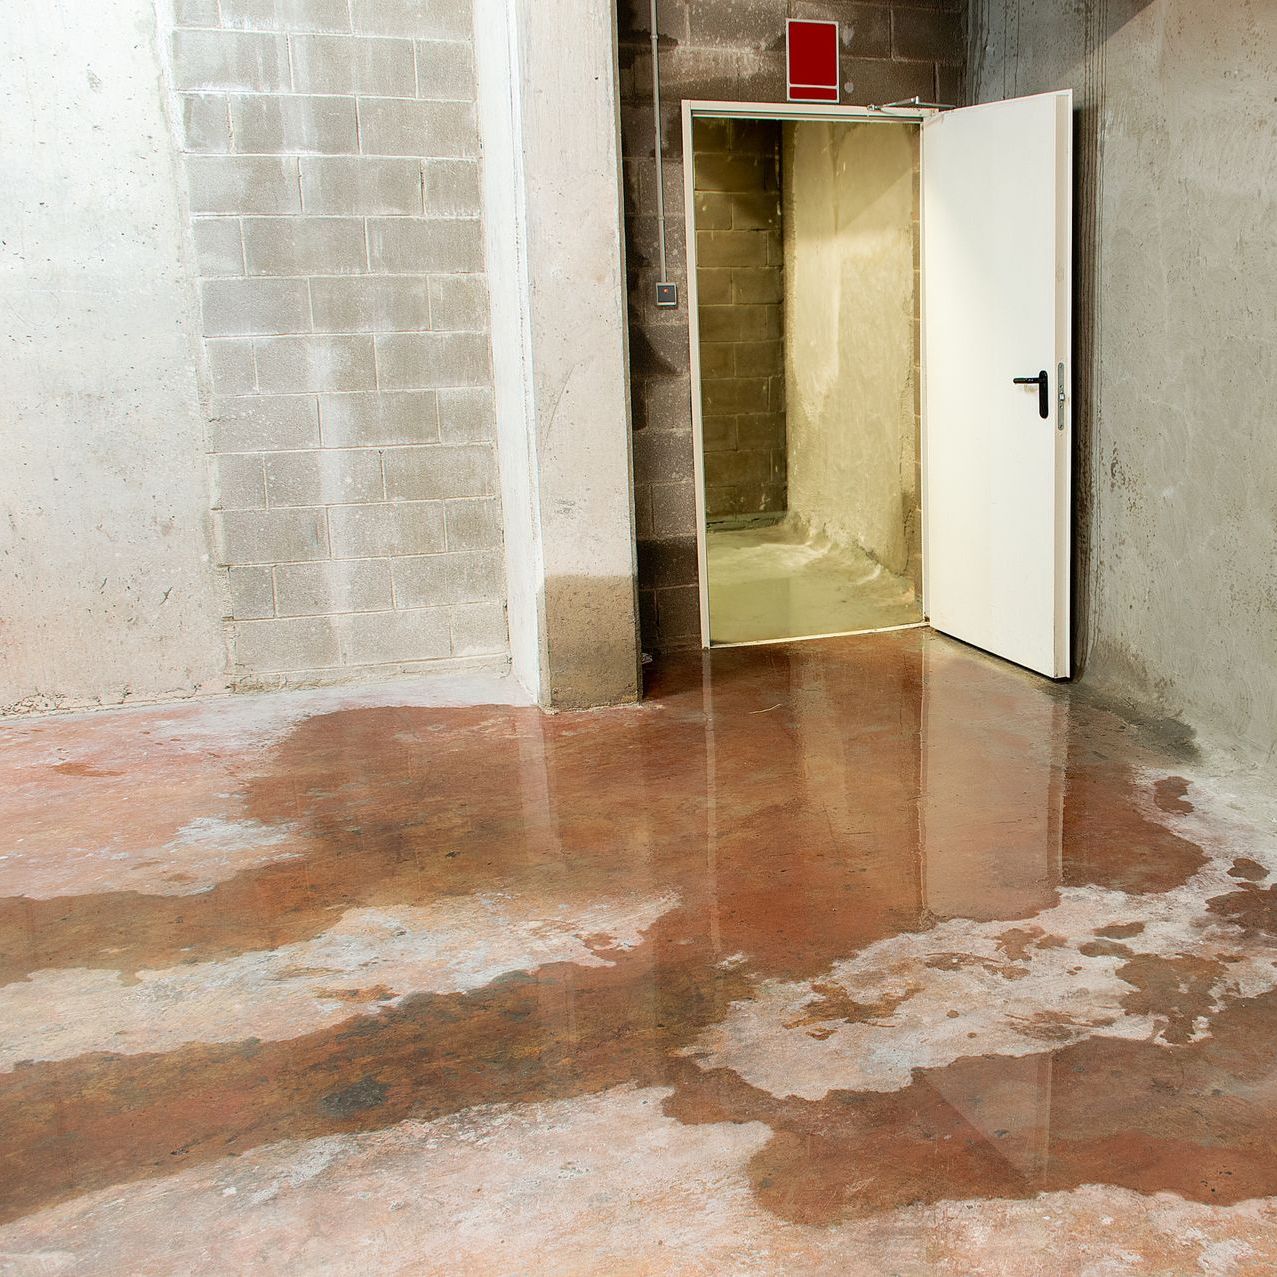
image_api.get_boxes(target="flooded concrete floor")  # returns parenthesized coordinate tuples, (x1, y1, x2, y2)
(3, 630, 1277, 1273)
(707, 523, 922, 644)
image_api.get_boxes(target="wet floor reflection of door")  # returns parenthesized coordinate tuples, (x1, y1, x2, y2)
(924, 1053, 1055, 1182)
(920, 638, 1065, 923)
(918, 638, 1066, 1180)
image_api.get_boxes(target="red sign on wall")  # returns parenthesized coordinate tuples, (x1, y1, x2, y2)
(787, 20, 839, 103)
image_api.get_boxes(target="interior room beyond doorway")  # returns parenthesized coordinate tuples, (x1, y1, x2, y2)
(691, 111, 923, 646)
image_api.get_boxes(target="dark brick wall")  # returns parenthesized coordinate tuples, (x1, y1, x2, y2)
(694, 118, 787, 521)
(618, 0, 964, 652)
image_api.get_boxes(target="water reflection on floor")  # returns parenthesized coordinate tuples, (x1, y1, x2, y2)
(1, 630, 1277, 1273)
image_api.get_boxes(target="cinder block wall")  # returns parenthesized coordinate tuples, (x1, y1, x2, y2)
(619, 0, 963, 651)
(694, 119, 786, 521)
(166, 0, 507, 688)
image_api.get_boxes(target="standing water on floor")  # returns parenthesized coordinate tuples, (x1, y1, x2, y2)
(6, 632, 1277, 1273)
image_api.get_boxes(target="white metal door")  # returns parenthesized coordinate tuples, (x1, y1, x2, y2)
(921, 91, 1072, 678)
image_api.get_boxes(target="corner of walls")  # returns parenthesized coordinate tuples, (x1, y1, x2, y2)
(153, 0, 238, 684)
(475, 0, 640, 710)
(473, 0, 546, 703)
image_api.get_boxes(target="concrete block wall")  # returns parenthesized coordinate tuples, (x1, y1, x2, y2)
(619, 0, 964, 651)
(166, 0, 507, 687)
(693, 118, 787, 521)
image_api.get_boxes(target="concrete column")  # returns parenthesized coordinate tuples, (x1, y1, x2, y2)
(474, 0, 641, 710)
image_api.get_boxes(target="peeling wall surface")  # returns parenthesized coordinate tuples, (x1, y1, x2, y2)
(0, 0, 229, 714)
(693, 118, 786, 520)
(619, 0, 964, 651)
(782, 120, 920, 583)
(969, 0, 1277, 757)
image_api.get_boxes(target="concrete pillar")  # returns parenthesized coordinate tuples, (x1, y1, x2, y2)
(474, 0, 641, 710)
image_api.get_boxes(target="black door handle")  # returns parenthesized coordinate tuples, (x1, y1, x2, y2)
(1013, 370, 1050, 419)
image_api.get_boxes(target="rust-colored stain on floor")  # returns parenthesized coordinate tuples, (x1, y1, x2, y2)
(3, 630, 1277, 1273)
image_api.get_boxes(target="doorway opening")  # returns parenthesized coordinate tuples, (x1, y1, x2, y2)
(683, 94, 1073, 676)
(686, 103, 927, 647)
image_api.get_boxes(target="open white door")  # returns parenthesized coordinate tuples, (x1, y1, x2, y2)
(921, 91, 1072, 678)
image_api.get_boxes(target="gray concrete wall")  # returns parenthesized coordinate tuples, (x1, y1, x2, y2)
(2, 0, 644, 715)
(693, 118, 786, 521)
(0, 0, 229, 714)
(969, 0, 1277, 757)
(1, 0, 535, 714)
(782, 120, 920, 583)
(475, 0, 641, 709)
(620, 0, 964, 651)
(164, 0, 509, 689)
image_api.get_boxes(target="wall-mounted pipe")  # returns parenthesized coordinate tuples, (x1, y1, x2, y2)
(649, 0, 677, 307)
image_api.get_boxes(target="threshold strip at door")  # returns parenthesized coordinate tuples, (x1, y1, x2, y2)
(710, 620, 930, 650)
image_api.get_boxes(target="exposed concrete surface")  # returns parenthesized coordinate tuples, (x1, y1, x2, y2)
(0, 0, 228, 714)
(474, 0, 544, 697)
(542, 575, 642, 710)
(0, 0, 518, 715)
(475, 0, 640, 708)
(9, 633, 1277, 1268)
(4, 0, 640, 715)
(783, 121, 920, 586)
(969, 0, 1277, 759)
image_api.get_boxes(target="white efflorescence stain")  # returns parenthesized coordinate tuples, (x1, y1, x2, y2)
(0, 1085, 1273, 1276)
(0, 816, 300, 901)
(685, 765, 1277, 1101)
(0, 892, 680, 1071)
